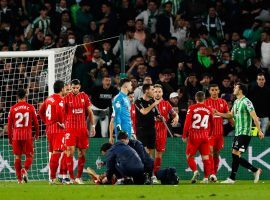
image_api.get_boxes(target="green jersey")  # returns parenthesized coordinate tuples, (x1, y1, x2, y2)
(232, 96, 255, 136)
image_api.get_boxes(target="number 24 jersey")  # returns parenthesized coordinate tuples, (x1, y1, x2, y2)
(183, 103, 214, 140)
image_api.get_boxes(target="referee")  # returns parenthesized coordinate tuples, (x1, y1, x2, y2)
(218, 83, 264, 184)
(135, 84, 161, 157)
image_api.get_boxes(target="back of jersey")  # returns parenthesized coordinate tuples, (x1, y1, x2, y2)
(8, 101, 36, 140)
(184, 103, 213, 139)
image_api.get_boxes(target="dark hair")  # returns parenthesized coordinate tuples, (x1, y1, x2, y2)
(163, 1, 172, 7)
(154, 84, 162, 89)
(142, 84, 152, 93)
(100, 143, 112, 152)
(128, 91, 134, 95)
(209, 84, 219, 90)
(119, 78, 130, 87)
(235, 82, 247, 95)
(71, 79, 80, 85)
(102, 75, 111, 79)
(53, 80, 65, 93)
(117, 131, 128, 140)
(195, 91, 205, 102)
(17, 88, 27, 99)
(257, 72, 265, 77)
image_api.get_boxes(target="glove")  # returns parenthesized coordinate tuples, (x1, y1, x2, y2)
(116, 125, 121, 132)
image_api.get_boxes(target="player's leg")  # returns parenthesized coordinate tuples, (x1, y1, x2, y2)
(59, 151, 68, 182)
(65, 130, 76, 181)
(49, 150, 62, 183)
(186, 139, 199, 183)
(209, 137, 215, 176)
(236, 136, 262, 183)
(199, 139, 211, 183)
(154, 128, 167, 174)
(12, 140, 22, 183)
(76, 148, 86, 184)
(146, 128, 156, 158)
(20, 139, 34, 183)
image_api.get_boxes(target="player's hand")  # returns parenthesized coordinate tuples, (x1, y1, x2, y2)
(57, 122, 65, 129)
(90, 128, 96, 137)
(171, 117, 178, 126)
(258, 131, 264, 140)
(109, 137, 114, 144)
(131, 133, 137, 140)
(101, 176, 108, 184)
(34, 135, 39, 140)
(154, 99, 161, 106)
(182, 137, 187, 143)
(116, 125, 121, 132)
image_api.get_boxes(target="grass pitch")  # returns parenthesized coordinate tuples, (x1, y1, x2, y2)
(0, 181, 270, 200)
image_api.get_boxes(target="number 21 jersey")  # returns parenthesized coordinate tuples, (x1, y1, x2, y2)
(8, 101, 39, 140)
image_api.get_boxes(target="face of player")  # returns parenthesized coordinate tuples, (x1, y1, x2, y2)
(125, 81, 133, 93)
(233, 84, 241, 96)
(154, 87, 163, 100)
(128, 93, 134, 103)
(209, 86, 219, 99)
(64, 84, 71, 96)
(71, 84, 81, 95)
(147, 86, 155, 98)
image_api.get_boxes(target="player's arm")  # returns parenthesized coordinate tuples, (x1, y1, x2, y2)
(182, 108, 192, 142)
(113, 99, 122, 131)
(135, 99, 161, 115)
(56, 101, 65, 128)
(250, 110, 264, 139)
(109, 115, 114, 144)
(38, 102, 46, 123)
(105, 151, 116, 182)
(169, 108, 179, 126)
(7, 110, 13, 145)
(214, 110, 233, 119)
(32, 107, 40, 139)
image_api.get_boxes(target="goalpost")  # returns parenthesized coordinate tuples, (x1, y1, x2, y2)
(0, 46, 77, 181)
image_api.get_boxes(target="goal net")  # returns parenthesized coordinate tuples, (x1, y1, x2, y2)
(0, 46, 77, 181)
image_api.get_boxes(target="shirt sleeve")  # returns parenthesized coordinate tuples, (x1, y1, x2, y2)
(7, 109, 13, 141)
(32, 106, 39, 137)
(56, 100, 65, 124)
(245, 99, 255, 112)
(38, 101, 46, 123)
(105, 150, 116, 181)
(113, 97, 122, 128)
(183, 107, 192, 138)
(223, 99, 229, 113)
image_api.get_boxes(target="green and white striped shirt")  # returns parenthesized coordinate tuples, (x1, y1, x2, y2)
(31, 16, 50, 35)
(232, 96, 254, 136)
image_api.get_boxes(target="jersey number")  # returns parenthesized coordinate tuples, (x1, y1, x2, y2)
(15, 112, 29, 127)
(46, 105, 52, 120)
(192, 114, 209, 129)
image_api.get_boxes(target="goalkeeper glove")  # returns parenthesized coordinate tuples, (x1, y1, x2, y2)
(116, 125, 121, 131)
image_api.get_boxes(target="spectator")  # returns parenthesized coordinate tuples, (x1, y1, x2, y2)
(136, 0, 159, 34)
(0, 0, 15, 24)
(113, 26, 147, 64)
(101, 41, 115, 68)
(248, 73, 270, 135)
(156, 69, 175, 100)
(56, 0, 68, 14)
(41, 34, 55, 49)
(156, 1, 174, 43)
(172, 16, 189, 50)
(134, 19, 152, 46)
(118, 0, 136, 28)
(30, 6, 51, 37)
(260, 30, 270, 70)
(184, 73, 202, 102)
(99, 1, 118, 38)
(202, 6, 225, 42)
(133, 75, 152, 101)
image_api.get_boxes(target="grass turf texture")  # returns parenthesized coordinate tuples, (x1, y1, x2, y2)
(0, 181, 270, 200)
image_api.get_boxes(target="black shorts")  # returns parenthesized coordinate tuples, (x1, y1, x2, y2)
(232, 135, 251, 153)
(136, 127, 155, 149)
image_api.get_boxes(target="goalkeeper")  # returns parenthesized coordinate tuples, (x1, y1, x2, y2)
(112, 78, 133, 138)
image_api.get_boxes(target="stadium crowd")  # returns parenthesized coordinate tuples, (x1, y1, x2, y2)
(1, 0, 270, 137)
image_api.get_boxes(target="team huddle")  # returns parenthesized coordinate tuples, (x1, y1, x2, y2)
(7, 78, 264, 184)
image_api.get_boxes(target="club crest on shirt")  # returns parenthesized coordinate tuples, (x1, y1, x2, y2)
(163, 106, 166, 110)
(81, 99, 85, 103)
(116, 101, 121, 108)
(220, 104, 223, 107)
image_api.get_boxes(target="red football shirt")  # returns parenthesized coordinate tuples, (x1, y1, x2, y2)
(155, 99, 174, 138)
(204, 97, 229, 137)
(8, 101, 39, 140)
(64, 92, 91, 129)
(39, 93, 65, 134)
(183, 103, 214, 140)
(130, 103, 136, 134)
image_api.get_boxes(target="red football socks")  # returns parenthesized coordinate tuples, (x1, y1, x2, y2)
(24, 155, 33, 171)
(66, 156, 74, 179)
(59, 153, 67, 175)
(203, 159, 211, 178)
(209, 155, 215, 175)
(154, 157, 162, 174)
(187, 157, 197, 172)
(77, 156, 86, 178)
(14, 158, 22, 181)
(50, 153, 61, 179)
(214, 156, 220, 174)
